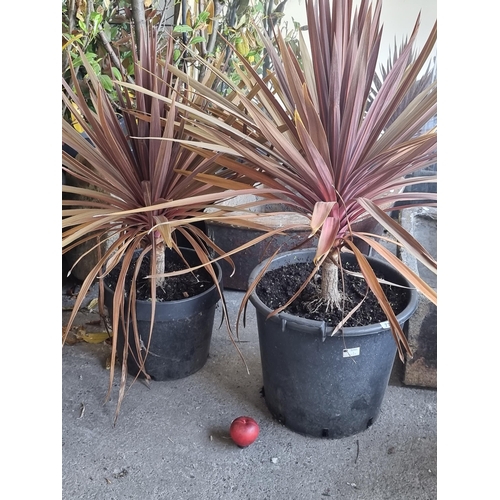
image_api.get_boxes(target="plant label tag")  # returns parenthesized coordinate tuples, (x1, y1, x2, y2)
(343, 347, 360, 358)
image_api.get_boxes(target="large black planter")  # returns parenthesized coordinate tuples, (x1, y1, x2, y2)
(248, 248, 418, 439)
(206, 216, 314, 290)
(206, 212, 380, 291)
(103, 248, 222, 381)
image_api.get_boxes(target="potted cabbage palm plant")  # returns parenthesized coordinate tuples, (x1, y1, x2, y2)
(62, 26, 284, 422)
(171, 0, 437, 438)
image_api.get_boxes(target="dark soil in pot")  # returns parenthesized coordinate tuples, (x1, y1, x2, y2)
(256, 258, 408, 328)
(105, 250, 215, 301)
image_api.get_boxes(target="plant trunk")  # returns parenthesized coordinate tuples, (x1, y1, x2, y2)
(320, 254, 342, 309)
(131, 0, 147, 53)
(155, 241, 166, 289)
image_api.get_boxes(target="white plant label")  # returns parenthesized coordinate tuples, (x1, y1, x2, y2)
(343, 347, 360, 358)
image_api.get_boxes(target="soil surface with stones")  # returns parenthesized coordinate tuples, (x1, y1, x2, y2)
(105, 251, 217, 301)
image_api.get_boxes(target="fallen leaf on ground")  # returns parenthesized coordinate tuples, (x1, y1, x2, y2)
(75, 327, 111, 344)
(87, 298, 99, 311)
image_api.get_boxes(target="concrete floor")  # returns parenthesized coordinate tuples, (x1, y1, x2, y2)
(62, 282, 437, 500)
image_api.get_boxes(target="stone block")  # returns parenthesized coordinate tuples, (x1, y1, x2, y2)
(400, 207, 437, 388)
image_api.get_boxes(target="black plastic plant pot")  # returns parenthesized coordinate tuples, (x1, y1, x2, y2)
(206, 219, 314, 291)
(248, 248, 418, 439)
(103, 248, 222, 381)
(206, 216, 379, 291)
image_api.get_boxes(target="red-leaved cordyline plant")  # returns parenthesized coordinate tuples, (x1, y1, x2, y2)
(62, 26, 290, 421)
(168, 0, 437, 360)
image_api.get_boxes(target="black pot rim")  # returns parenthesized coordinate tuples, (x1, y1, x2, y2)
(248, 248, 419, 337)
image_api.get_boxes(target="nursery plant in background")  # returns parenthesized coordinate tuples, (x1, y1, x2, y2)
(62, 0, 137, 107)
(172, 0, 304, 87)
(172, 0, 437, 437)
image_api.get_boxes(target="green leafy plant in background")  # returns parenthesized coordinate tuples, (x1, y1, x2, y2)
(62, 0, 136, 106)
(171, 0, 304, 85)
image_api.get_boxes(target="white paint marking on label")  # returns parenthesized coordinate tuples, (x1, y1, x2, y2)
(343, 347, 360, 358)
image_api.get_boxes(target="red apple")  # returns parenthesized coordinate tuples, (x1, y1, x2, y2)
(229, 416, 260, 447)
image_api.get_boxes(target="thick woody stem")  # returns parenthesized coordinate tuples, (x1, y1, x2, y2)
(320, 253, 342, 309)
(131, 0, 147, 53)
(155, 240, 166, 289)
